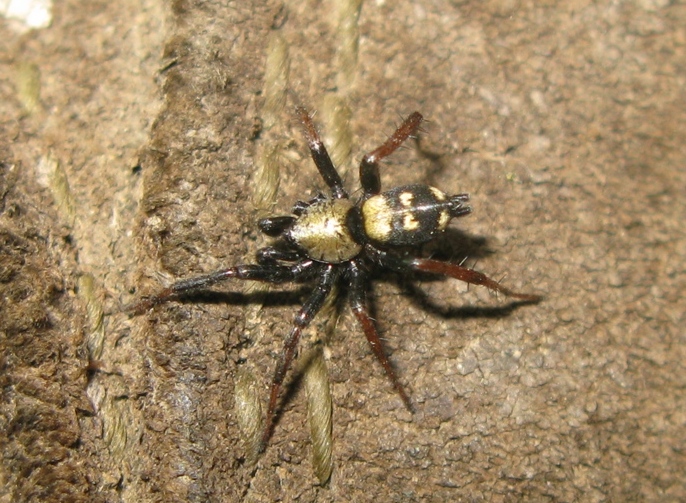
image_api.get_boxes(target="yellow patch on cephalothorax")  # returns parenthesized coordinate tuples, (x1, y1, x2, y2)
(324, 217, 343, 235)
(289, 198, 361, 263)
(361, 195, 393, 242)
(399, 192, 414, 207)
(430, 187, 446, 201)
(403, 213, 420, 231)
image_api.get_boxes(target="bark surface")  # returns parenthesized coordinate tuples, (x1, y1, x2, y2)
(1, 1, 684, 501)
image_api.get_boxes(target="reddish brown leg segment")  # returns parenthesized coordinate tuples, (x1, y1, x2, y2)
(411, 258, 542, 302)
(348, 261, 414, 412)
(360, 112, 424, 198)
(296, 107, 347, 199)
(352, 305, 414, 412)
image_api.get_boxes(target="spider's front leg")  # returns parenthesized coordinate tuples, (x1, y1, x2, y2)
(257, 194, 328, 238)
(261, 264, 341, 450)
(296, 107, 347, 200)
(258, 216, 296, 237)
(256, 247, 303, 265)
(125, 259, 319, 315)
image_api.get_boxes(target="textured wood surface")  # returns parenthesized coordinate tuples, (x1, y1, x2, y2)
(1, 1, 685, 501)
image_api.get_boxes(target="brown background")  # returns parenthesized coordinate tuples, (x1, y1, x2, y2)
(1, 0, 685, 501)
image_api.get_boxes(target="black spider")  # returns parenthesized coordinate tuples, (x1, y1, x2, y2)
(129, 107, 541, 450)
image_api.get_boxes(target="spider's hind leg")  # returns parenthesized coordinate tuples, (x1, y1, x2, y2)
(373, 250, 542, 302)
(409, 258, 542, 302)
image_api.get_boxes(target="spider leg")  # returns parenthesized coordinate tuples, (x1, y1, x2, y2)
(409, 258, 542, 301)
(359, 112, 424, 198)
(348, 261, 414, 412)
(261, 264, 341, 450)
(256, 247, 303, 265)
(126, 260, 319, 314)
(258, 216, 296, 236)
(292, 193, 327, 215)
(296, 107, 347, 199)
(258, 195, 330, 236)
(373, 250, 542, 302)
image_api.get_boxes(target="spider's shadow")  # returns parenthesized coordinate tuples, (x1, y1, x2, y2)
(421, 226, 491, 264)
(395, 280, 535, 320)
(170, 285, 312, 310)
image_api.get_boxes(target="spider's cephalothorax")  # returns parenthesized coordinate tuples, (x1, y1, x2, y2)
(129, 107, 541, 451)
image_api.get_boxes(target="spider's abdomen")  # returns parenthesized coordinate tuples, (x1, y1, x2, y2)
(361, 185, 471, 246)
(287, 198, 362, 263)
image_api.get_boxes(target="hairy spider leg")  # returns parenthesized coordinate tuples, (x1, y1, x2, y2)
(359, 112, 424, 198)
(256, 193, 331, 238)
(261, 265, 341, 450)
(256, 246, 303, 264)
(258, 216, 297, 237)
(409, 258, 542, 302)
(126, 260, 321, 315)
(296, 107, 347, 200)
(348, 261, 414, 412)
(371, 249, 542, 302)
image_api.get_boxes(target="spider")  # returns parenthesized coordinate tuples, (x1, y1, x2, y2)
(129, 107, 541, 451)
